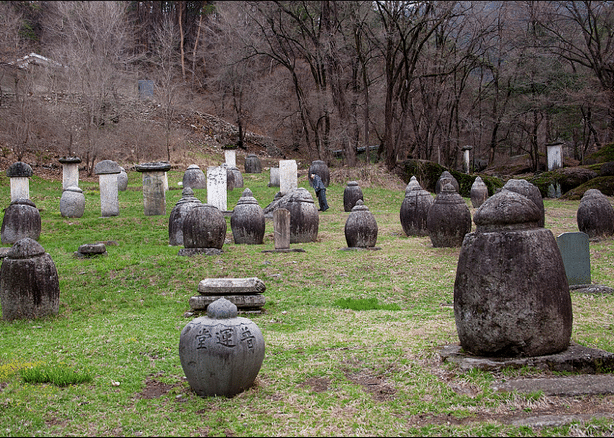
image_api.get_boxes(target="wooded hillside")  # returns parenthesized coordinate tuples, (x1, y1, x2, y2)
(1, 1, 613, 175)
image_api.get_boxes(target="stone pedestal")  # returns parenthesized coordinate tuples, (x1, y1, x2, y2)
(94, 160, 121, 217)
(207, 166, 228, 212)
(279, 160, 297, 195)
(59, 156, 81, 190)
(136, 162, 172, 216)
(60, 186, 85, 218)
(7, 162, 33, 202)
(190, 277, 267, 314)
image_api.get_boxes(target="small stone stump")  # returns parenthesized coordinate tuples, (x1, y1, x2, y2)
(231, 189, 265, 244)
(343, 181, 363, 212)
(577, 189, 614, 238)
(179, 297, 265, 397)
(60, 186, 85, 218)
(136, 162, 172, 216)
(454, 188, 573, 357)
(190, 277, 267, 314)
(0, 238, 60, 321)
(343, 200, 380, 250)
(168, 187, 202, 246)
(503, 179, 545, 227)
(400, 176, 434, 237)
(183, 164, 207, 190)
(1, 198, 41, 244)
(426, 183, 471, 247)
(117, 167, 128, 192)
(470, 176, 488, 208)
(435, 171, 459, 194)
(244, 154, 262, 173)
(7, 162, 33, 202)
(74, 243, 107, 258)
(59, 156, 81, 190)
(94, 160, 121, 217)
(261, 208, 305, 253)
(179, 204, 226, 256)
(308, 160, 330, 187)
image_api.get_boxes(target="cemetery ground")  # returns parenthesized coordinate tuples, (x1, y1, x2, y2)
(2, 165, 614, 436)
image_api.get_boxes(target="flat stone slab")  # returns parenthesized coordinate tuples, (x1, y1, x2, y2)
(439, 342, 614, 374)
(178, 248, 223, 256)
(74, 243, 108, 258)
(189, 294, 266, 310)
(198, 277, 266, 295)
(492, 374, 614, 396)
(339, 247, 382, 251)
(261, 248, 306, 253)
(570, 284, 614, 294)
(510, 413, 614, 428)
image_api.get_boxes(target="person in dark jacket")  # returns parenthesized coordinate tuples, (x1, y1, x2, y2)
(310, 173, 329, 211)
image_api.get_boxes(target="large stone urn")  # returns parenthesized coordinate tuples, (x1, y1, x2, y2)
(577, 189, 614, 238)
(183, 164, 207, 190)
(1, 198, 41, 244)
(168, 187, 202, 246)
(231, 189, 265, 244)
(244, 154, 262, 174)
(284, 188, 319, 243)
(343, 181, 363, 212)
(344, 200, 378, 248)
(179, 297, 265, 397)
(400, 177, 434, 237)
(60, 186, 86, 218)
(503, 179, 545, 227)
(179, 204, 227, 256)
(308, 160, 330, 187)
(426, 183, 471, 247)
(454, 188, 573, 357)
(470, 176, 488, 208)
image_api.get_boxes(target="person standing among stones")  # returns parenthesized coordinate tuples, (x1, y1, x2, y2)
(310, 173, 329, 212)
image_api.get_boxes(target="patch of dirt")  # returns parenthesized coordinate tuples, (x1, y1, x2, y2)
(299, 376, 331, 393)
(345, 370, 397, 401)
(135, 374, 184, 400)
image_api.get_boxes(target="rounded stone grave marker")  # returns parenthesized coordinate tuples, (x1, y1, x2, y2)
(577, 189, 614, 238)
(284, 188, 319, 243)
(179, 297, 265, 397)
(454, 188, 572, 357)
(183, 164, 207, 190)
(168, 187, 202, 246)
(426, 183, 471, 247)
(308, 160, 330, 187)
(343, 181, 363, 212)
(231, 188, 265, 244)
(344, 200, 378, 248)
(435, 171, 459, 194)
(1, 198, 41, 244)
(503, 178, 545, 227)
(117, 167, 128, 191)
(400, 177, 434, 237)
(0, 238, 60, 321)
(180, 203, 227, 255)
(244, 154, 262, 174)
(470, 176, 489, 208)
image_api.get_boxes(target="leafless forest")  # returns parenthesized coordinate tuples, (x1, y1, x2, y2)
(1, 1, 613, 175)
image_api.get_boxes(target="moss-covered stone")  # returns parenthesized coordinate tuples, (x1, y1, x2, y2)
(529, 167, 598, 198)
(586, 143, 614, 164)
(560, 176, 614, 200)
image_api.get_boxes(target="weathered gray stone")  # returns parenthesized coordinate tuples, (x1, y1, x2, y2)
(74, 243, 108, 258)
(117, 167, 128, 191)
(503, 178, 545, 227)
(470, 176, 488, 208)
(179, 298, 265, 397)
(189, 294, 266, 310)
(59, 156, 81, 190)
(273, 208, 290, 250)
(343, 181, 363, 212)
(8, 162, 32, 201)
(7, 161, 33, 178)
(0, 238, 60, 321)
(344, 200, 378, 248)
(225, 149, 237, 167)
(279, 160, 297, 195)
(168, 187, 202, 246)
(283, 188, 319, 243)
(183, 164, 207, 190)
(180, 203, 226, 255)
(427, 183, 471, 247)
(230, 189, 265, 244)
(577, 188, 614, 238)
(198, 277, 266, 295)
(244, 154, 262, 173)
(1, 198, 41, 244)
(207, 166, 227, 212)
(227, 166, 243, 190)
(400, 177, 434, 237)
(136, 162, 171, 216)
(60, 186, 85, 218)
(94, 160, 121, 175)
(268, 167, 280, 187)
(435, 171, 459, 194)
(557, 232, 591, 286)
(454, 188, 572, 357)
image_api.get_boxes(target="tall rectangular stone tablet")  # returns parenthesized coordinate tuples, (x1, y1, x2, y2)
(556, 232, 591, 285)
(207, 166, 227, 211)
(279, 160, 297, 195)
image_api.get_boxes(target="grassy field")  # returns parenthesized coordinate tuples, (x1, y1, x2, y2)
(1, 165, 614, 436)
